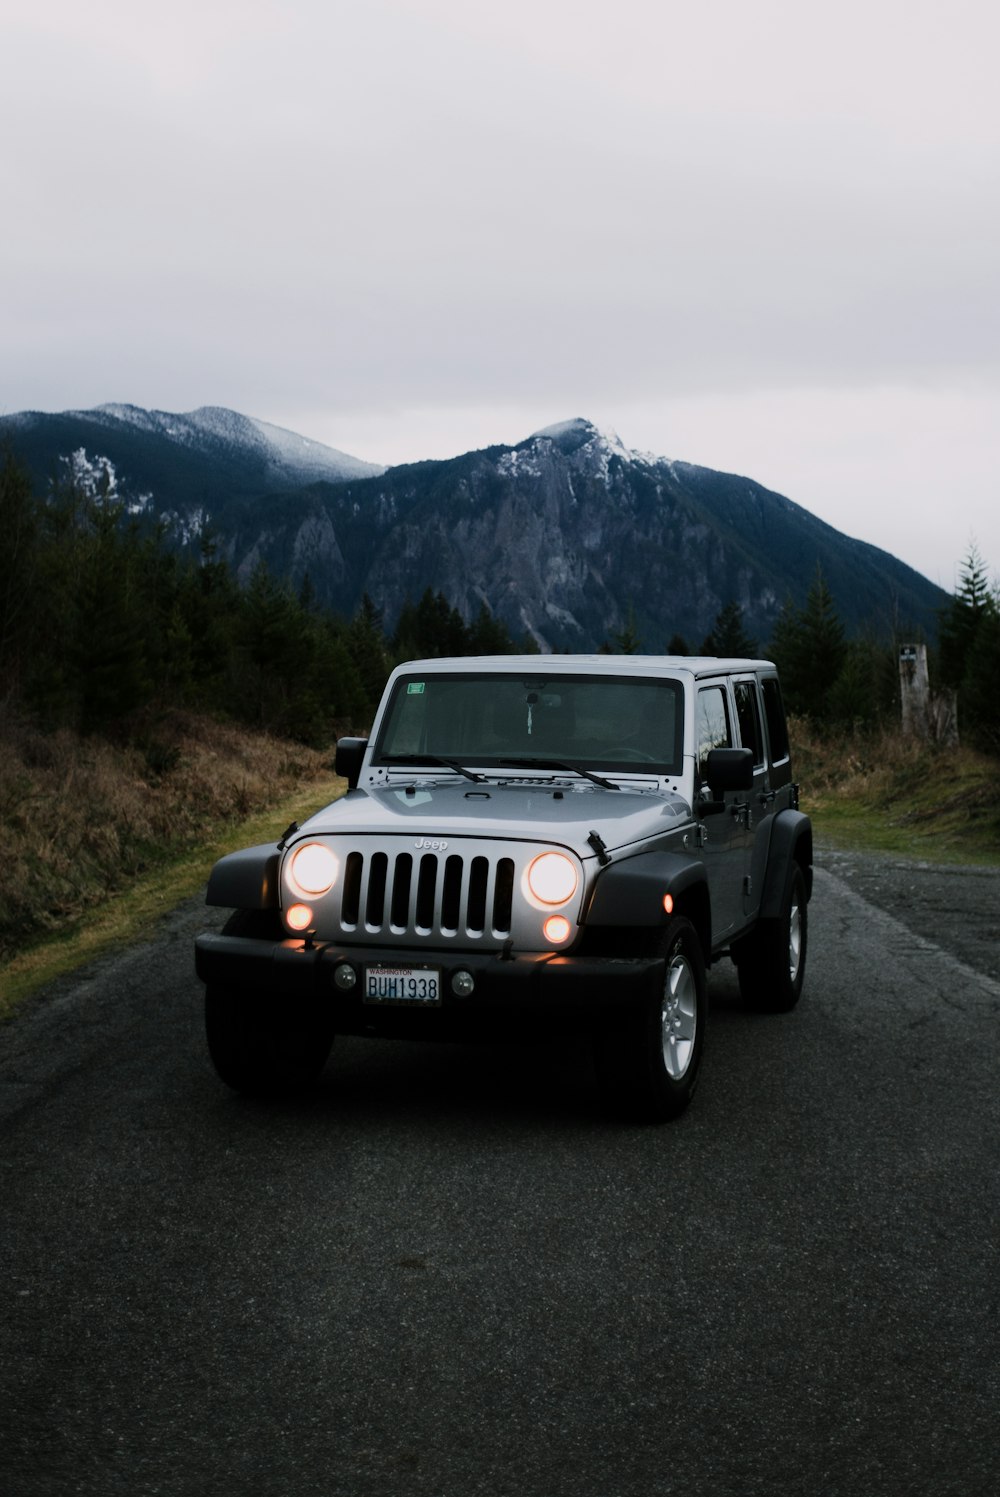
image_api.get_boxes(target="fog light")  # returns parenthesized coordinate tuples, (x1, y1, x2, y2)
(333, 963, 357, 992)
(451, 969, 475, 997)
(286, 904, 313, 931)
(543, 915, 572, 944)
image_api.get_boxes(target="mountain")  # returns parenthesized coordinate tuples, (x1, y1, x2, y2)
(209, 416, 946, 648)
(1, 406, 946, 649)
(1, 403, 383, 510)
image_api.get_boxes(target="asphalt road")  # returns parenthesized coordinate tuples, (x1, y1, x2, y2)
(2, 853, 999, 1497)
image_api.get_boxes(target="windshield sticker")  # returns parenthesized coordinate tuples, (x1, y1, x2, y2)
(407, 682, 425, 695)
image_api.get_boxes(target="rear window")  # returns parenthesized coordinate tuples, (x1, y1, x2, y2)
(761, 676, 790, 765)
(734, 680, 765, 767)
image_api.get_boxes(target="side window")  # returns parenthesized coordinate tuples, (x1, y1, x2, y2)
(761, 676, 791, 785)
(696, 685, 732, 781)
(733, 680, 765, 767)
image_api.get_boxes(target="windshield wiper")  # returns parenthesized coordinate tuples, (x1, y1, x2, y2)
(383, 753, 486, 784)
(499, 757, 620, 790)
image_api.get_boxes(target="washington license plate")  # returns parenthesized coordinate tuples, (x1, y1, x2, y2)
(363, 965, 442, 1005)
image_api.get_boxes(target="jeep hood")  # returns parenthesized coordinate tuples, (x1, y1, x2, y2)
(298, 780, 691, 859)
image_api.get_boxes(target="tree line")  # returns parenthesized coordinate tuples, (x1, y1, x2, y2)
(0, 450, 530, 746)
(2, 448, 996, 753)
(645, 554, 999, 751)
(771, 553, 999, 751)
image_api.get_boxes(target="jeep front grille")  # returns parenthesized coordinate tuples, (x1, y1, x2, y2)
(339, 848, 516, 940)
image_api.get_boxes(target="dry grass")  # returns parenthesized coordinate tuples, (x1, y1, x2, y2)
(791, 718, 1000, 863)
(0, 705, 337, 963)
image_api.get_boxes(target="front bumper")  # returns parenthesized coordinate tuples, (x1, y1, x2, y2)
(194, 932, 662, 1035)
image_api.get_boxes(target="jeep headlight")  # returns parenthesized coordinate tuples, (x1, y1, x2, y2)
(526, 851, 578, 906)
(287, 842, 339, 897)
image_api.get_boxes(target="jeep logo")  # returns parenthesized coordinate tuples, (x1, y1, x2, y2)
(414, 837, 449, 852)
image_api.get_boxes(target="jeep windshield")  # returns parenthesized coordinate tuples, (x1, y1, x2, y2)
(374, 673, 684, 777)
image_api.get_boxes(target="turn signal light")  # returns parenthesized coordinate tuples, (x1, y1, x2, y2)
(286, 903, 313, 931)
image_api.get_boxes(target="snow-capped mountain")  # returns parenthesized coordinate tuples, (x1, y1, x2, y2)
(0, 407, 946, 648)
(85, 404, 382, 485)
(2, 402, 382, 513)
(204, 414, 947, 647)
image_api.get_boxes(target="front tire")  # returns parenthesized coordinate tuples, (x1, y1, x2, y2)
(205, 910, 335, 1096)
(735, 862, 808, 1013)
(595, 917, 707, 1122)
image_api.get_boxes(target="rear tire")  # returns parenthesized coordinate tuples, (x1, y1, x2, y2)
(736, 862, 808, 1013)
(595, 917, 707, 1122)
(205, 910, 335, 1096)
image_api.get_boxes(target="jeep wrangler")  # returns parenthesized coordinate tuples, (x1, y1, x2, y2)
(195, 654, 812, 1120)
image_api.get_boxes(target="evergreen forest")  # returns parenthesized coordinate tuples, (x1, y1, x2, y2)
(1, 449, 998, 755)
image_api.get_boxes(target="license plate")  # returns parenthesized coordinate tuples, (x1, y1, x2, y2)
(363, 965, 441, 1005)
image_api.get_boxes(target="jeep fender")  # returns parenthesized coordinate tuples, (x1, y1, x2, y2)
(755, 810, 813, 919)
(205, 844, 281, 910)
(585, 852, 709, 941)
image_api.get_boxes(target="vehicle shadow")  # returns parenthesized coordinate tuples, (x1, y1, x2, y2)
(194, 959, 774, 1136)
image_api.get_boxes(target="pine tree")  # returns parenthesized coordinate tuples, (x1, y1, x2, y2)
(600, 604, 641, 654)
(0, 451, 39, 696)
(392, 589, 469, 661)
(70, 498, 152, 731)
(799, 570, 847, 722)
(939, 543, 999, 751)
(348, 594, 391, 721)
(700, 602, 758, 657)
(465, 602, 515, 654)
(939, 541, 994, 688)
(961, 602, 1000, 752)
(768, 570, 846, 724)
(826, 637, 898, 730)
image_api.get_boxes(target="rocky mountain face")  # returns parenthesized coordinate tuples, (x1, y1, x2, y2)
(2, 407, 945, 650)
(213, 417, 945, 648)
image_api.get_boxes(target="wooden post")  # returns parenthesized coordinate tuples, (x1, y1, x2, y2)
(899, 643, 958, 744)
(899, 645, 928, 737)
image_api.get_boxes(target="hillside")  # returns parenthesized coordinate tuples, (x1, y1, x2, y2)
(1, 406, 947, 649)
(215, 418, 946, 648)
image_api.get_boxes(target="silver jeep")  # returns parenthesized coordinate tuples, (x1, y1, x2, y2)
(195, 654, 812, 1120)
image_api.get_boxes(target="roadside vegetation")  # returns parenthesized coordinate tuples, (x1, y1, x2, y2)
(794, 721, 1000, 864)
(0, 708, 346, 1016)
(1, 446, 998, 1012)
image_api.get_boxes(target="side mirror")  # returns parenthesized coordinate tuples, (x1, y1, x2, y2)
(334, 737, 369, 789)
(705, 746, 754, 794)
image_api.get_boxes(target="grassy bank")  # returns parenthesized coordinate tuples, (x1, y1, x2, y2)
(792, 721, 1000, 865)
(0, 708, 344, 1019)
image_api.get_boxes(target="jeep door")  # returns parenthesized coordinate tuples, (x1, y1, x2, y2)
(695, 681, 745, 944)
(732, 675, 770, 924)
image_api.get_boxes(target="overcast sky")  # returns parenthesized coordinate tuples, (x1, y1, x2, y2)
(4, 0, 998, 590)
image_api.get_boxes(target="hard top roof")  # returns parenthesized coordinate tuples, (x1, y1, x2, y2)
(390, 654, 777, 679)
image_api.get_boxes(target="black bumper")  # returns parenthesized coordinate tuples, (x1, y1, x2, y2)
(194, 932, 662, 1033)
